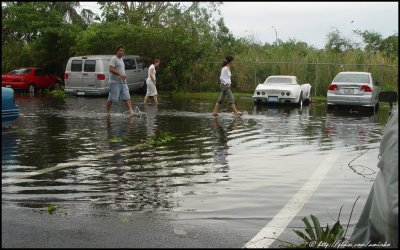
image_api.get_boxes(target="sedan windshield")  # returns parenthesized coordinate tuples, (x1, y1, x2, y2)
(10, 69, 31, 75)
(265, 77, 293, 84)
(334, 74, 369, 83)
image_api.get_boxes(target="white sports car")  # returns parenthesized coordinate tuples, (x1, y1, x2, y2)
(252, 75, 312, 107)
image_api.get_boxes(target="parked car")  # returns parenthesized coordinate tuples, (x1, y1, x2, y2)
(64, 55, 148, 96)
(327, 71, 380, 110)
(252, 75, 312, 107)
(2, 87, 20, 126)
(1, 68, 63, 93)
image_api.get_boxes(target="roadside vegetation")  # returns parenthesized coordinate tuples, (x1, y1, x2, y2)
(2, 2, 398, 96)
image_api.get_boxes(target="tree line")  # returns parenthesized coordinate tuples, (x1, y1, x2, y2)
(2, 2, 398, 95)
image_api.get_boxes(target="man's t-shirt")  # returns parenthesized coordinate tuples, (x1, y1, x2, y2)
(109, 55, 125, 83)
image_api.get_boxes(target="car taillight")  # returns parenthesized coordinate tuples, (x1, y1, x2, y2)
(257, 91, 260, 95)
(97, 74, 105, 80)
(262, 92, 265, 95)
(328, 84, 337, 91)
(286, 92, 290, 96)
(64, 73, 69, 79)
(360, 85, 372, 92)
(281, 92, 285, 96)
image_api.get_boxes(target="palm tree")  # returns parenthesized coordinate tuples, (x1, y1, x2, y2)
(49, 2, 99, 25)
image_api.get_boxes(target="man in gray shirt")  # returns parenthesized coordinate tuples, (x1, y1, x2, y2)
(106, 45, 134, 116)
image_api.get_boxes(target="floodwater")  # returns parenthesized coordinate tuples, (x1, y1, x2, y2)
(1, 93, 394, 243)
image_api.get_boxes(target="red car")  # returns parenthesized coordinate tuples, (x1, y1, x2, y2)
(1, 68, 63, 93)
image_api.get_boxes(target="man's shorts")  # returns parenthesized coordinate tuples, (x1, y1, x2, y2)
(217, 83, 235, 105)
(108, 81, 131, 101)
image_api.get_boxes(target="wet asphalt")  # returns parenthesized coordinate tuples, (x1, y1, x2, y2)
(2, 204, 251, 248)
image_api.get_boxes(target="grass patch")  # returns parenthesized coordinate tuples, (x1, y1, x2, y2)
(48, 88, 68, 97)
(109, 136, 129, 143)
(164, 91, 253, 100)
(311, 96, 327, 104)
(164, 92, 328, 104)
(146, 130, 176, 146)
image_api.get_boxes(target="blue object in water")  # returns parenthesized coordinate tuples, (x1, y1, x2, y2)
(2, 87, 20, 126)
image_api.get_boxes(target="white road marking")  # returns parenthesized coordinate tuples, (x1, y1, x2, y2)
(244, 151, 339, 248)
(2, 143, 149, 185)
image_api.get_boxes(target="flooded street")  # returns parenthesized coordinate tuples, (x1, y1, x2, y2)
(2, 93, 393, 247)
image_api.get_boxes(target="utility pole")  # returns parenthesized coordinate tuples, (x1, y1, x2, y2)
(272, 26, 277, 45)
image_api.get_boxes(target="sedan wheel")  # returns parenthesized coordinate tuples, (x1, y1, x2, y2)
(53, 82, 61, 90)
(297, 93, 303, 108)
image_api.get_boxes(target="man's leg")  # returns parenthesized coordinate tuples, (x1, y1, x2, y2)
(226, 88, 241, 116)
(213, 87, 226, 116)
(106, 100, 112, 116)
(121, 84, 134, 115)
(124, 100, 134, 115)
(212, 102, 220, 116)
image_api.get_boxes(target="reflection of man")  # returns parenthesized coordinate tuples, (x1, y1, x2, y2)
(350, 110, 398, 247)
(144, 104, 158, 137)
(106, 115, 134, 149)
(213, 117, 237, 166)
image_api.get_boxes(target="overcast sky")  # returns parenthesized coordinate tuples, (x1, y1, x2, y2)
(79, 1, 398, 49)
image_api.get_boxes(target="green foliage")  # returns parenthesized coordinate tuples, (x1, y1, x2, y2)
(325, 28, 355, 53)
(1, 2, 398, 95)
(1, 2, 89, 77)
(293, 214, 345, 247)
(146, 130, 176, 146)
(109, 136, 129, 143)
(353, 29, 382, 54)
(46, 205, 58, 214)
(49, 89, 67, 97)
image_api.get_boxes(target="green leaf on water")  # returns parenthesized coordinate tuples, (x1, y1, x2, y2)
(146, 130, 176, 146)
(47, 205, 58, 214)
(109, 136, 129, 143)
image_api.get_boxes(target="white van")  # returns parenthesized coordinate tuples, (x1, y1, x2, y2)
(64, 55, 148, 96)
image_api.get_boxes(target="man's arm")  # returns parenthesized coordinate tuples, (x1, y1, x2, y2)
(109, 66, 126, 80)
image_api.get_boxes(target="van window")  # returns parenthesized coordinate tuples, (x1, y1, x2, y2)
(71, 60, 83, 72)
(84, 60, 96, 72)
(124, 58, 137, 70)
(136, 58, 145, 70)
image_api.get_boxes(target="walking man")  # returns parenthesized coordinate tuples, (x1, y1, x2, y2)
(106, 45, 134, 116)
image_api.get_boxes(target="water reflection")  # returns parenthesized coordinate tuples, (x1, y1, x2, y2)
(212, 117, 237, 167)
(144, 104, 158, 137)
(2, 95, 391, 213)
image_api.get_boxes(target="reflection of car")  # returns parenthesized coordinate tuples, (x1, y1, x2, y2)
(252, 75, 312, 107)
(1, 68, 63, 93)
(2, 87, 20, 126)
(327, 71, 380, 110)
